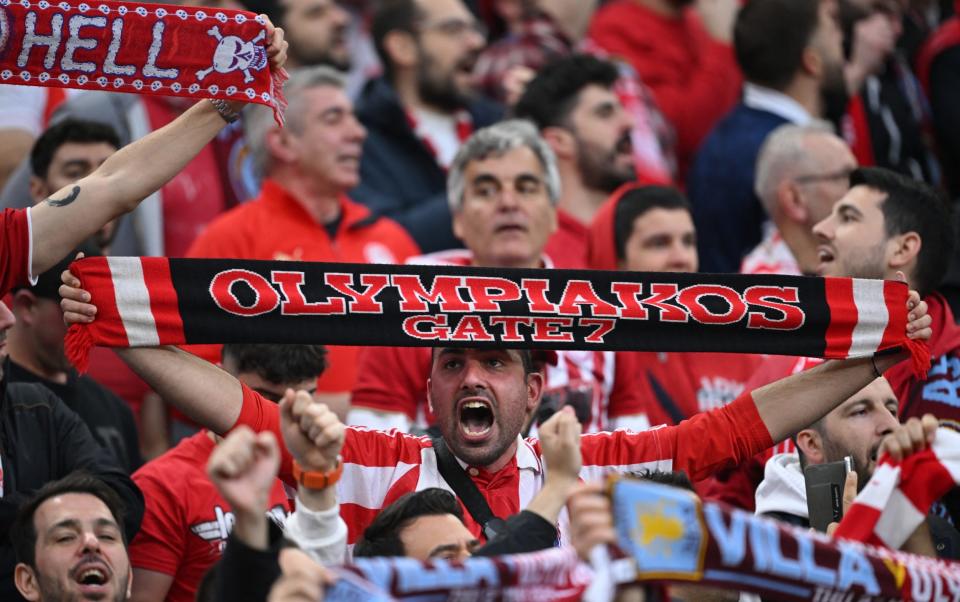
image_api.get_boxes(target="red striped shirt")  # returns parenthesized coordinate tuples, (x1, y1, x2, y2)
(231, 384, 773, 544)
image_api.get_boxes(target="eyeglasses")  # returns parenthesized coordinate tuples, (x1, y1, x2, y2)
(793, 168, 855, 185)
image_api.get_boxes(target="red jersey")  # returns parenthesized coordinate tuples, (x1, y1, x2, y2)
(1, 208, 31, 296)
(185, 179, 421, 394)
(613, 351, 765, 427)
(587, 0, 741, 176)
(129, 432, 290, 602)
(543, 210, 590, 269)
(232, 384, 773, 544)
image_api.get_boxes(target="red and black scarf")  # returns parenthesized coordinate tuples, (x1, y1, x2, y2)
(64, 257, 928, 374)
(0, 0, 287, 123)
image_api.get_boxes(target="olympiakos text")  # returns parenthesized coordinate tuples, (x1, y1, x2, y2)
(209, 270, 806, 344)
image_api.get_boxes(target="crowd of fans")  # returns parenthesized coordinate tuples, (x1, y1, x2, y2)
(0, 0, 959, 599)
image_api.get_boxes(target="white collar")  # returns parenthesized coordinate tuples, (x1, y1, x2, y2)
(743, 83, 812, 125)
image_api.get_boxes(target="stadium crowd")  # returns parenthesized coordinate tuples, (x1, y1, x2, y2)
(1, 0, 960, 599)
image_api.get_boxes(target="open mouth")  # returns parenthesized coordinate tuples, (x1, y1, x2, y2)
(615, 134, 633, 156)
(72, 563, 111, 592)
(458, 398, 494, 440)
(817, 246, 835, 264)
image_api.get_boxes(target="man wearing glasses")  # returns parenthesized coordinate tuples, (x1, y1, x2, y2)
(351, 0, 503, 254)
(743, 122, 858, 276)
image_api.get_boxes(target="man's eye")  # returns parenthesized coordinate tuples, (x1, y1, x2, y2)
(486, 358, 503, 368)
(444, 360, 462, 369)
(56, 534, 76, 544)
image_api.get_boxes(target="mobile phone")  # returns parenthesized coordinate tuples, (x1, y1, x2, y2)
(804, 456, 853, 532)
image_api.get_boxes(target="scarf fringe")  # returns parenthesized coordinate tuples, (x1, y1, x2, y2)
(905, 337, 932, 379)
(270, 67, 289, 126)
(65, 324, 94, 374)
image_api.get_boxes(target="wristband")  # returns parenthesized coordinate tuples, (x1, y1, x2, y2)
(292, 457, 343, 490)
(209, 98, 240, 124)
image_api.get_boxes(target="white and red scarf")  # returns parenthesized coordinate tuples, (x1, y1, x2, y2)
(836, 427, 960, 549)
(0, 0, 287, 123)
(64, 257, 929, 376)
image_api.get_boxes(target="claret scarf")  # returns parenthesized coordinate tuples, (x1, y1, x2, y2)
(321, 478, 960, 601)
(0, 0, 287, 123)
(64, 257, 929, 374)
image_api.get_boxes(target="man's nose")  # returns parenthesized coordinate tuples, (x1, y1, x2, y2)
(80, 531, 102, 552)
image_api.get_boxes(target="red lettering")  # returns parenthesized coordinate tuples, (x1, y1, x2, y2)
(522, 278, 558, 313)
(611, 282, 687, 322)
(391, 275, 471, 312)
(556, 281, 620, 317)
(402, 315, 450, 340)
(272, 271, 346, 315)
(581, 319, 616, 343)
(489, 316, 532, 342)
(324, 273, 389, 313)
(210, 269, 280, 317)
(676, 285, 747, 325)
(450, 315, 496, 341)
(532, 317, 574, 342)
(745, 286, 805, 330)
(462, 277, 522, 311)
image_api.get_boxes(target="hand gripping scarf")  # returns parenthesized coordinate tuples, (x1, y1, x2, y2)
(0, 0, 287, 123)
(320, 479, 960, 601)
(64, 257, 929, 375)
(836, 427, 960, 551)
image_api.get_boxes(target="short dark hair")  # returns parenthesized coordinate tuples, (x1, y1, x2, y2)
(629, 469, 695, 493)
(850, 167, 955, 296)
(513, 54, 620, 130)
(11, 472, 127, 568)
(733, 0, 821, 90)
(353, 488, 464, 558)
(613, 185, 692, 261)
(371, 0, 424, 83)
(221, 344, 328, 386)
(430, 348, 536, 375)
(30, 119, 121, 179)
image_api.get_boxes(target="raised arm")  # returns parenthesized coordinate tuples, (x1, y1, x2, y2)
(29, 20, 287, 275)
(752, 291, 931, 443)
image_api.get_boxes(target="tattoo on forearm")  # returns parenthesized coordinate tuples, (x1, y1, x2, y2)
(46, 186, 81, 207)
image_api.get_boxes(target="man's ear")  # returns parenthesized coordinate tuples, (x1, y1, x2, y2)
(426, 378, 434, 416)
(14, 563, 41, 601)
(126, 566, 133, 599)
(777, 180, 806, 223)
(796, 429, 825, 465)
(265, 128, 297, 166)
(888, 231, 921, 271)
(542, 126, 575, 160)
(800, 45, 822, 79)
(525, 369, 545, 414)
(383, 30, 418, 71)
(29, 176, 48, 205)
(11, 289, 38, 321)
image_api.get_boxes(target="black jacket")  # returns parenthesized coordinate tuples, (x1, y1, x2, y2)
(7, 361, 143, 473)
(351, 77, 503, 253)
(0, 375, 144, 601)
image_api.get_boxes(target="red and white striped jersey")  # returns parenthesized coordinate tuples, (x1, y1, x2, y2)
(740, 224, 802, 277)
(233, 383, 773, 545)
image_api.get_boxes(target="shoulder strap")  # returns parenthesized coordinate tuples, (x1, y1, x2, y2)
(430, 436, 505, 539)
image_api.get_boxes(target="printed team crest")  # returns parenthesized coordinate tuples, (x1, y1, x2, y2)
(196, 25, 266, 83)
(612, 478, 707, 580)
